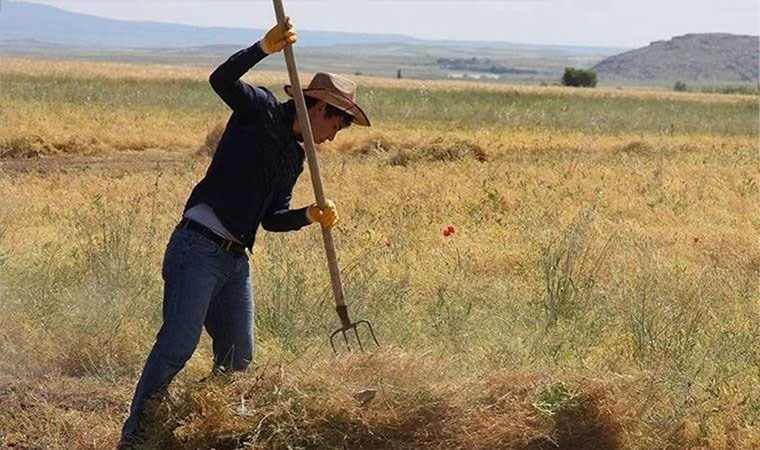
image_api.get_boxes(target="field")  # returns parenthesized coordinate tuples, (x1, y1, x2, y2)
(4, 39, 620, 84)
(0, 56, 758, 449)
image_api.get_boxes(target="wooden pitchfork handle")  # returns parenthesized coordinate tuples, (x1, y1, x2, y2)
(272, 0, 351, 327)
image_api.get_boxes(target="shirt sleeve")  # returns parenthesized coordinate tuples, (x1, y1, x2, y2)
(261, 183, 311, 232)
(209, 41, 271, 114)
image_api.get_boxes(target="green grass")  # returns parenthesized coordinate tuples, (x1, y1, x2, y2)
(3, 73, 758, 136)
(362, 86, 759, 135)
(1, 73, 224, 113)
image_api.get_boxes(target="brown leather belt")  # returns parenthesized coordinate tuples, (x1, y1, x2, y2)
(178, 218, 246, 254)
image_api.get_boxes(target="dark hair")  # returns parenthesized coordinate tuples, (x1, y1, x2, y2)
(305, 96, 353, 127)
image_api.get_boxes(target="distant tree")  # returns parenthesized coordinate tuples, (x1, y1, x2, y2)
(562, 67, 598, 88)
(673, 81, 688, 92)
(397, 69, 402, 79)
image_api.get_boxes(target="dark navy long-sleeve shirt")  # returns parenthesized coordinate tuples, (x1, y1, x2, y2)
(184, 42, 310, 250)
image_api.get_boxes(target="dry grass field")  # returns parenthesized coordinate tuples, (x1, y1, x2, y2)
(0, 57, 758, 449)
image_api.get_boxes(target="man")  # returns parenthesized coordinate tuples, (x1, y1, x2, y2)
(118, 17, 370, 448)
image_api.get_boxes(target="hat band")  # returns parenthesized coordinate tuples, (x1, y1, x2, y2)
(305, 87, 355, 104)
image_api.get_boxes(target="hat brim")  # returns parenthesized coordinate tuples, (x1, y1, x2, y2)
(284, 85, 370, 127)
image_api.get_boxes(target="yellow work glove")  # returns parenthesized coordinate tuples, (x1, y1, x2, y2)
(260, 17, 297, 55)
(307, 199, 339, 229)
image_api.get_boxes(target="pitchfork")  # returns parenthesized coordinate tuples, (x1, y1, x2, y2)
(273, 0, 379, 353)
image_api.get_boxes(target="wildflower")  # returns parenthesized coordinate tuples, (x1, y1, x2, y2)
(692, 236, 700, 244)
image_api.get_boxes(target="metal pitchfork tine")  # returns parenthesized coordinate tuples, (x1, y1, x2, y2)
(331, 305, 380, 353)
(273, 0, 379, 353)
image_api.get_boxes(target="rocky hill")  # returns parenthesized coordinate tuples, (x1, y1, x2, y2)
(592, 33, 759, 82)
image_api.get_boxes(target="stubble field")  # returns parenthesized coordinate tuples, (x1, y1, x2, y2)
(0, 57, 758, 449)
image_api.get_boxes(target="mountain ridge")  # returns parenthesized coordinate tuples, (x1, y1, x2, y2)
(592, 33, 759, 82)
(0, 1, 625, 53)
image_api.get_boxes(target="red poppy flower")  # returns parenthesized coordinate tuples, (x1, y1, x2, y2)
(692, 236, 700, 244)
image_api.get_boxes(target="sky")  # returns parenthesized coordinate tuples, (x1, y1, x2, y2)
(17, 0, 760, 48)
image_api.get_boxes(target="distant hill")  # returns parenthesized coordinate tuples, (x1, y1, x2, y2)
(0, 1, 625, 55)
(0, 1, 626, 82)
(0, 1, 424, 49)
(593, 33, 759, 82)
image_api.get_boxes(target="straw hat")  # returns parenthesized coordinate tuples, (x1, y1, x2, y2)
(284, 72, 370, 127)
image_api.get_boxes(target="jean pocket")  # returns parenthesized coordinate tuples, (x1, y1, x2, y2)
(189, 235, 222, 257)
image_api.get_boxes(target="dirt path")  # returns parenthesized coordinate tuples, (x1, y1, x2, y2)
(0, 151, 198, 175)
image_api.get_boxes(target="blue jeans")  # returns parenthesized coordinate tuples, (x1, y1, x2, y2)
(122, 227, 253, 438)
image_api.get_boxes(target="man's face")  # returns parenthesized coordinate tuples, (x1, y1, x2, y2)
(308, 101, 350, 144)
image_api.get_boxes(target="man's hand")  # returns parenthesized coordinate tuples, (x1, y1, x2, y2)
(307, 200, 339, 229)
(261, 17, 297, 54)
